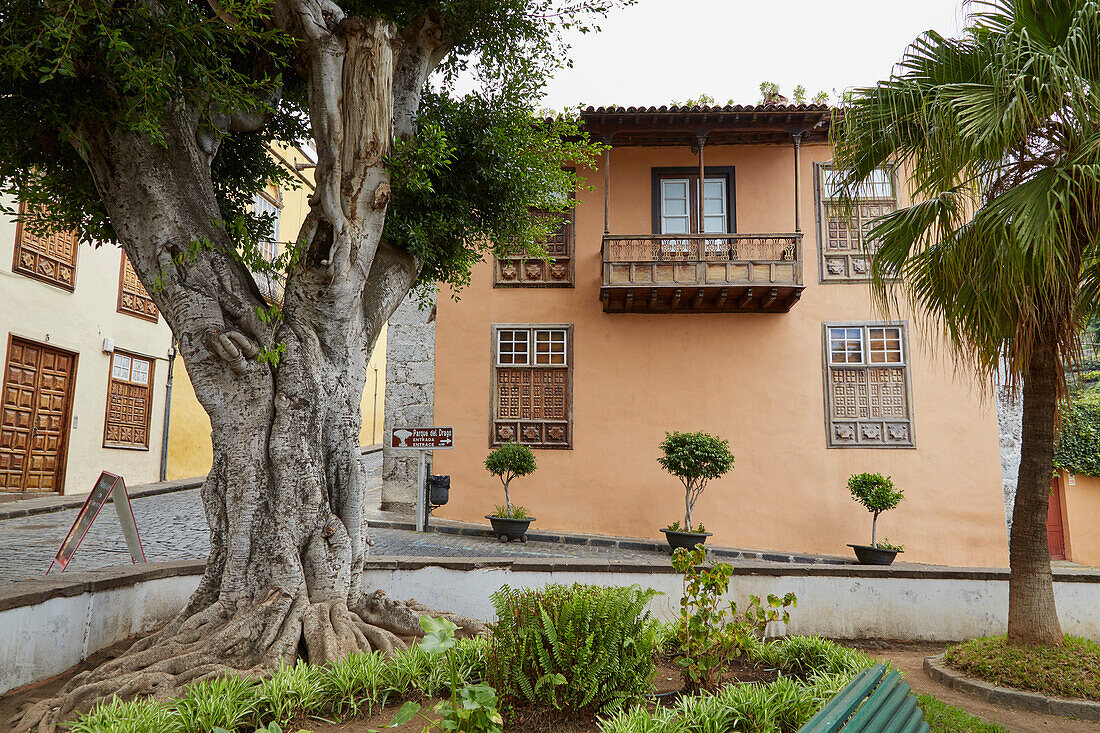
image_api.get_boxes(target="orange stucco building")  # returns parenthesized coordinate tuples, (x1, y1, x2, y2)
(429, 105, 1009, 567)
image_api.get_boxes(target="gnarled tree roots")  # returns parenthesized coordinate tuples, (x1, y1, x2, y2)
(18, 589, 486, 732)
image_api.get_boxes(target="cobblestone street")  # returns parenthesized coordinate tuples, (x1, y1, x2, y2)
(0, 451, 666, 582)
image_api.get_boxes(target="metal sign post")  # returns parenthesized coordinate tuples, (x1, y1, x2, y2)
(47, 471, 145, 574)
(390, 427, 454, 532)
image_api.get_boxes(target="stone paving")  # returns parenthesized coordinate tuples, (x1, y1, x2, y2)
(0, 450, 667, 583)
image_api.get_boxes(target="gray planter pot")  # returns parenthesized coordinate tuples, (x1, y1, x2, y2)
(848, 544, 902, 565)
(486, 515, 535, 543)
(660, 528, 712, 552)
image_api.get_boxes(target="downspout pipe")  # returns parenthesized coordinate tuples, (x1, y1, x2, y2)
(159, 340, 176, 482)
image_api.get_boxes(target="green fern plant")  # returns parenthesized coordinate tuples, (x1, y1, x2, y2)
(486, 583, 659, 714)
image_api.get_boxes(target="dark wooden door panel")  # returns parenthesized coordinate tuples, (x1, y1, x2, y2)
(1048, 477, 1066, 561)
(1, 337, 75, 493)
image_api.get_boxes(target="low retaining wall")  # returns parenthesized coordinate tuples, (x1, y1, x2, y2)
(0, 561, 201, 695)
(362, 558, 1100, 642)
(5, 556, 1100, 695)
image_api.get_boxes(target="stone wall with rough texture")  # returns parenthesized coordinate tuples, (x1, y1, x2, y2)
(996, 371, 1022, 537)
(382, 291, 436, 513)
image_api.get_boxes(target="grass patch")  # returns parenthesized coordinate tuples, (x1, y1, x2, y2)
(944, 635, 1100, 701)
(916, 694, 1009, 733)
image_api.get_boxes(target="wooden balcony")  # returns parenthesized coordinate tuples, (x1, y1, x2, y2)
(600, 234, 804, 314)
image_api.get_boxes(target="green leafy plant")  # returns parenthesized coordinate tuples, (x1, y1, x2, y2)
(170, 675, 259, 733)
(847, 473, 903, 549)
(664, 520, 705, 533)
(70, 697, 178, 733)
(484, 442, 537, 516)
(658, 431, 734, 532)
(320, 650, 388, 718)
(486, 583, 659, 714)
(374, 616, 503, 733)
(254, 661, 325, 727)
(671, 545, 796, 692)
(492, 504, 531, 520)
(876, 538, 905, 552)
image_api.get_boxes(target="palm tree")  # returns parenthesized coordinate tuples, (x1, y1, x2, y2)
(830, 0, 1100, 646)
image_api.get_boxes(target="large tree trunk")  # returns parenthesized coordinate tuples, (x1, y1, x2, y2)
(1007, 330, 1063, 646)
(19, 8, 477, 732)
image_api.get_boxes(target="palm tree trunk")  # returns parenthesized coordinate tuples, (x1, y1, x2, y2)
(1007, 331, 1063, 646)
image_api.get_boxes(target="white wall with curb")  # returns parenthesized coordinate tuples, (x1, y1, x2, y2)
(6, 559, 1100, 695)
(362, 563, 1100, 642)
(0, 572, 199, 695)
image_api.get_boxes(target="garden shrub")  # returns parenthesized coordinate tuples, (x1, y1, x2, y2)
(254, 661, 325, 727)
(320, 650, 388, 718)
(486, 583, 659, 713)
(671, 545, 796, 691)
(170, 675, 259, 733)
(69, 697, 178, 733)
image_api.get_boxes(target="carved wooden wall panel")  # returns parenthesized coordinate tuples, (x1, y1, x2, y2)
(494, 206, 575, 287)
(12, 202, 78, 291)
(117, 252, 159, 322)
(817, 166, 897, 282)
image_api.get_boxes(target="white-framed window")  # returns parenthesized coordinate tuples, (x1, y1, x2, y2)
(702, 178, 728, 233)
(252, 192, 281, 262)
(534, 329, 568, 366)
(660, 179, 691, 234)
(496, 329, 530, 365)
(492, 325, 572, 449)
(824, 323, 913, 448)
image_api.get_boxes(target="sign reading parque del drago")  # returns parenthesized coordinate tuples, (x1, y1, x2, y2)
(390, 426, 454, 450)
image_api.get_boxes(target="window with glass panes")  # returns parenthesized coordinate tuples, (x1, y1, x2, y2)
(491, 325, 572, 449)
(252, 192, 283, 300)
(816, 165, 897, 281)
(104, 351, 155, 449)
(653, 168, 735, 236)
(823, 323, 913, 447)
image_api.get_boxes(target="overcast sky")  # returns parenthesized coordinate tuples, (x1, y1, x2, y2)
(535, 0, 969, 110)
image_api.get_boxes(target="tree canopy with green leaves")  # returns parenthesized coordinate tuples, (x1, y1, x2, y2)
(0, 0, 629, 728)
(831, 0, 1100, 646)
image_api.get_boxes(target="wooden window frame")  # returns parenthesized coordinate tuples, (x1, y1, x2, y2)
(11, 201, 79, 292)
(650, 167, 736, 234)
(490, 323, 573, 450)
(822, 321, 915, 449)
(103, 349, 156, 451)
(116, 251, 159, 322)
(814, 163, 898, 283)
(494, 177, 576, 289)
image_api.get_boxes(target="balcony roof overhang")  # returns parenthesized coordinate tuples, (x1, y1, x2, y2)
(580, 104, 832, 147)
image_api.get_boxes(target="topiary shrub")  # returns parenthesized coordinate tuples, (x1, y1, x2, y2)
(484, 442, 537, 517)
(847, 472, 903, 548)
(658, 431, 734, 532)
(485, 583, 659, 714)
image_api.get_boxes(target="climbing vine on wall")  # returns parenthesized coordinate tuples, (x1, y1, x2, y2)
(1054, 371, 1100, 476)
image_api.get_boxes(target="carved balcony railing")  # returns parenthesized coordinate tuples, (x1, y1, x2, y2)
(600, 233, 804, 313)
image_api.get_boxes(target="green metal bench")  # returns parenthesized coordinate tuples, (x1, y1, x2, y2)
(798, 664, 929, 733)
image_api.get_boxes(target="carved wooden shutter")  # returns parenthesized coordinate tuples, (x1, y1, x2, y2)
(494, 177, 575, 287)
(117, 252, 159, 321)
(12, 202, 78, 291)
(825, 324, 913, 447)
(492, 326, 571, 448)
(104, 352, 155, 449)
(819, 167, 897, 281)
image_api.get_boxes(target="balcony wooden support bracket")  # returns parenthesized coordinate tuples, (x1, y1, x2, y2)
(761, 287, 778, 311)
(649, 290, 658, 309)
(693, 288, 705, 309)
(738, 288, 754, 308)
(716, 288, 728, 309)
(784, 290, 802, 309)
(625, 288, 634, 310)
(671, 289, 682, 311)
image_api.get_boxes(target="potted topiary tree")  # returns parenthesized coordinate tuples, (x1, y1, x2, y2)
(484, 442, 537, 542)
(847, 472, 905, 565)
(658, 431, 734, 551)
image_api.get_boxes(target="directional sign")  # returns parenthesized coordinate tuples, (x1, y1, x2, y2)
(390, 426, 454, 450)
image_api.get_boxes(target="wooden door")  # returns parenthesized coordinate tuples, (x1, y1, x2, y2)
(0, 337, 76, 493)
(1048, 476, 1066, 561)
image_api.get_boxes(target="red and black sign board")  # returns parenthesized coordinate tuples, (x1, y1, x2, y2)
(390, 426, 454, 450)
(48, 471, 145, 574)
